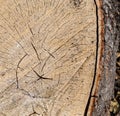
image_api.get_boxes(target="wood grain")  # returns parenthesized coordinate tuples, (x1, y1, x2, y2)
(0, 0, 97, 115)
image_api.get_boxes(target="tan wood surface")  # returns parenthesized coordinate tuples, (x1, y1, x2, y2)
(0, 0, 97, 115)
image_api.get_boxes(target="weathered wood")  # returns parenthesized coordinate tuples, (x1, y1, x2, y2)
(0, 0, 97, 115)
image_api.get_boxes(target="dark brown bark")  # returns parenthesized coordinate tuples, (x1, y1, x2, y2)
(93, 0, 120, 116)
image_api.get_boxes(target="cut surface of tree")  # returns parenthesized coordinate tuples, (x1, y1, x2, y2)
(0, 0, 97, 115)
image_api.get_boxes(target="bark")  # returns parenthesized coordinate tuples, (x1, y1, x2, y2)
(91, 0, 120, 116)
(0, 0, 119, 116)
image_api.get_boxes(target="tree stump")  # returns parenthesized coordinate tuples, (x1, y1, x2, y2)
(0, 0, 119, 116)
(0, 0, 97, 115)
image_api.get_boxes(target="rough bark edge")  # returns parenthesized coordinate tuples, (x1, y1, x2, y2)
(86, 0, 105, 115)
(84, 0, 120, 115)
(92, 0, 120, 116)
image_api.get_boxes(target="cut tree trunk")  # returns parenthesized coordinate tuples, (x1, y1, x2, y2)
(0, 0, 97, 115)
(88, 0, 120, 116)
(0, 0, 119, 116)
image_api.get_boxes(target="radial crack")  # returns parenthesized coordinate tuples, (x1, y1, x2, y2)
(43, 48, 55, 59)
(31, 42, 40, 61)
(16, 54, 27, 88)
(32, 68, 53, 80)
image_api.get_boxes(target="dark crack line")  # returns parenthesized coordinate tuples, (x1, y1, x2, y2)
(31, 42, 40, 61)
(16, 41, 28, 54)
(32, 68, 53, 80)
(16, 54, 27, 88)
(84, 0, 99, 115)
(43, 48, 55, 59)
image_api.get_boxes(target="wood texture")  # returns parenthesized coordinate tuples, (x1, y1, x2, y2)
(91, 0, 120, 116)
(0, 0, 98, 116)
